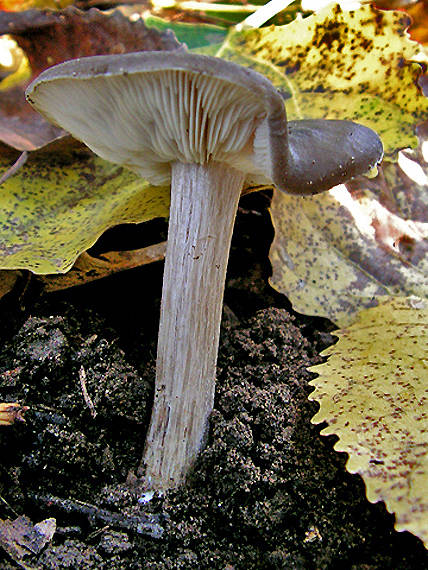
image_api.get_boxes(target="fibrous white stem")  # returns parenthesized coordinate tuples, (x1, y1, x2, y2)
(139, 161, 245, 490)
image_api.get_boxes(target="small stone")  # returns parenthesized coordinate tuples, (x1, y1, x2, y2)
(98, 530, 132, 555)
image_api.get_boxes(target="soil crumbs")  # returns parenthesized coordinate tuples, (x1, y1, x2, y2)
(0, 194, 427, 569)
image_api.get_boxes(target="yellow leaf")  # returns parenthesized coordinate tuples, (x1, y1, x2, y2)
(219, 4, 427, 156)
(0, 139, 170, 274)
(0, 0, 74, 10)
(309, 296, 428, 547)
(2, 4, 426, 277)
(269, 184, 428, 326)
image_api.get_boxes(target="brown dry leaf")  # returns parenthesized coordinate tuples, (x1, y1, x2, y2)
(406, 1, 428, 45)
(39, 243, 167, 292)
(0, 402, 28, 425)
(0, 269, 20, 300)
(0, 515, 55, 568)
(0, 7, 181, 150)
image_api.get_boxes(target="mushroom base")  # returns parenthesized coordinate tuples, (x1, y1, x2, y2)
(139, 161, 245, 490)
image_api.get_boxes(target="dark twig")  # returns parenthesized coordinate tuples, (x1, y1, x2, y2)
(28, 493, 165, 539)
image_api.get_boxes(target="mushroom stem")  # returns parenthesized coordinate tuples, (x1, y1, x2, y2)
(139, 161, 245, 490)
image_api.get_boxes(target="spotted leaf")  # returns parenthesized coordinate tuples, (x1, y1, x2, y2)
(0, 139, 170, 274)
(255, 4, 428, 324)
(309, 296, 428, 548)
(269, 173, 428, 325)
(218, 4, 427, 156)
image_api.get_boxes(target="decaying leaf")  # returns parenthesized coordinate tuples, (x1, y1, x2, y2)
(406, 0, 428, 45)
(308, 296, 428, 548)
(219, 4, 427, 156)
(269, 176, 428, 325)
(0, 515, 55, 568)
(0, 7, 180, 150)
(219, 4, 428, 324)
(0, 402, 28, 425)
(0, 138, 170, 274)
(39, 243, 167, 292)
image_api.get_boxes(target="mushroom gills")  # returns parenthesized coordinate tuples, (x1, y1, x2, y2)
(27, 69, 275, 185)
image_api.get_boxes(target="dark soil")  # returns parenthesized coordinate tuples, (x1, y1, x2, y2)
(0, 192, 426, 569)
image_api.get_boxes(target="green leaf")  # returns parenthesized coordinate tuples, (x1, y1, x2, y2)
(144, 15, 227, 50)
(308, 296, 428, 548)
(216, 4, 428, 157)
(0, 139, 169, 274)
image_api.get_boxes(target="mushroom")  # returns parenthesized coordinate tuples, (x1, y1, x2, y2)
(25, 51, 383, 491)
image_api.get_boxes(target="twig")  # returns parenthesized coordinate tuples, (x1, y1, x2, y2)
(28, 493, 166, 539)
(0, 494, 19, 518)
(78, 367, 97, 418)
(0, 152, 28, 186)
(86, 524, 110, 541)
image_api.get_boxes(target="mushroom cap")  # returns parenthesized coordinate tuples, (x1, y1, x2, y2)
(25, 51, 288, 187)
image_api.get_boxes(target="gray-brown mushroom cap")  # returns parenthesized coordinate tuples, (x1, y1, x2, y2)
(25, 51, 288, 188)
